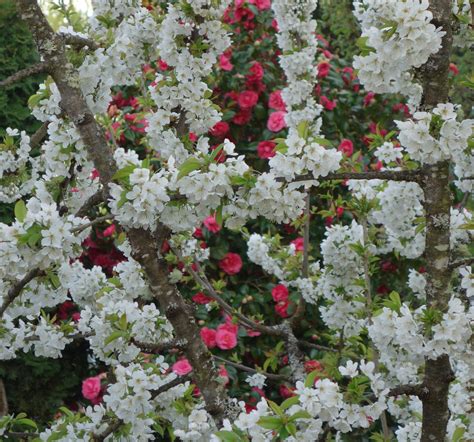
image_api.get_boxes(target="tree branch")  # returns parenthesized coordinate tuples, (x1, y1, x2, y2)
(75, 189, 107, 218)
(449, 257, 474, 270)
(213, 355, 289, 382)
(292, 169, 424, 184)
(71, 214, 114, 234)
(18, 0, 230, 422)
(60, 33, 99, 51)
(132, 338, 187, 354)
(0, 62, 49, 88)
(0, 269, 43, 317)
(388, 384, 429, 399)
(29, 120, 50, 149)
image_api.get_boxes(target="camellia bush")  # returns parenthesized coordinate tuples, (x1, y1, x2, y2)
(0, 0, 473, 441)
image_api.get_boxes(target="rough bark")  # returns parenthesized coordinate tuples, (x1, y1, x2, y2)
(419, 1, 455, 440)
(16, 0, 229, 421)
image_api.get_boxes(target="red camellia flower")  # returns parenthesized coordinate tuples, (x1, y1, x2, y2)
(449, 62, 459, 75)
(247, 61, 264, 82)
(279, 385, 296, 398)
(267, 111, 286, 132)
(338, 139, 354, 157)
(275, 300, 290, 318)
(271, 284, 289, 302)
(219, 252, 243, 275)
(317, 61, 331, 78)
(249, 0, 271, 10)
(233, 109, 252, 126)
(304, 360, 323, 373)
(268, 90, 286, 112)
(192, 291, 213, 304)
(82, 376, 102, 403)
(210, 121, 230, 138)
(215, 326, 238, 350)
(257, 140, 277, 159)
(200, 327, 217, 348)
(336, 207, 344, 217)
(238, 90, 259, 109)
(203, 215, 221, 233)
(291, 237, 304, 252)
(363, 91, 376, 107)
(172, 359, 193, 375)
(320, 95, 337, 110)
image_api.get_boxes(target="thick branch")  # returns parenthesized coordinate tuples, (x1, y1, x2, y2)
(60, 33, 99, 51)
(17, 0, 230, 422)
(132, 338, 187, 354)
(0, 62, 49, 88)
(0, 269, 42, 317)
(29, 120, 50, 149)
(449, 257, 474, 270)
(388, 384, 429, 399)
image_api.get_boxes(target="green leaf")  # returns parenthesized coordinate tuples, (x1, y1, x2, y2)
(451, 426, 465, 442)
(215, 205, 223, 228)
(112, 164, 137, 182)
(15, 418, 38, 429)
(288, 410, 312, 422)
(104, 330, 127, 345)
(177, 157, 202, 180)
(280, 396, 299, 410)
(313, 136, 332, 147)
(215, 430, 242, 442)
(304, 370, 319, 388)
(297, 121, 309, 139)
(14, 200, 27, 222)
(267, 399, 284, 416)
(257, 416, 283, 430)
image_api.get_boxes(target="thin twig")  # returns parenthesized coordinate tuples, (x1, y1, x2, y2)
(0, 62, 49, 88)
(71, 215, 114, 234)
(172, 247, 282, 337)
(298, 339, 338, 353)
(213, 355, 289, 382)
(292, 169, 424, 184)
(75, 190, 107, 218)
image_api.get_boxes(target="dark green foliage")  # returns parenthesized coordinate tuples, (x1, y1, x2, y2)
(317, 0, 360, 59)
(0, 0, 45, 135)
(0, 340, 90, 427)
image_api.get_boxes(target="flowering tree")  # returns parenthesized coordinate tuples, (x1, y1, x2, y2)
(0, 0, 473, 441)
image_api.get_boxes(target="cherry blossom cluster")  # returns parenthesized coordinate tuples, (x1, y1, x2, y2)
(353, 0, 445, 107)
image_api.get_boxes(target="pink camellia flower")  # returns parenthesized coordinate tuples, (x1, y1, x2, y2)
(338, 139, 354, 157)
(216, 326, 238, 350)
(189, 132, 198, 142)
(249, 0, 271, 10)
(172, 358, 193, 375)
(71, 312, 81, 322)
(317, 61, 331, 78)
(291, 237, 304, 252)
(238, 90, 259, 109)
(275, 300, 290, 318)
(246, 328, 261, 337)
(257, 141, 276, 159)
(268, 90, 286, 111)
(203, 215, 221, 233)
(304, 360, 323, 373)
(222, 316, 239, 334)
(157, 59, 169, 71)
(219, 53, 233, 71)
(210, 121, 230, 138)
(200, 327, 217, 348)
(267, 111, 286, 132)
(271, 284, 289, 302)
(218, 365, 230, 385)
(320, 95, 337, 110)
(102, 224, 116, 237)
(82, 376, 101, 401)
(279, 385, 295, 398)
(219, 252, 243, 275)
